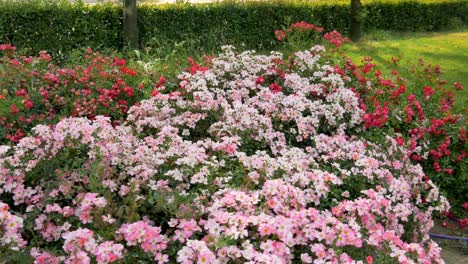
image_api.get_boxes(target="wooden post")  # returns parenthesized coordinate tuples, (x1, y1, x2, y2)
(123, 0, 138, 49)
(350, 0, 363, 42)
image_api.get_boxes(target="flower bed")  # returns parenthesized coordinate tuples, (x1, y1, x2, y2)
(0, 43, 452, 263)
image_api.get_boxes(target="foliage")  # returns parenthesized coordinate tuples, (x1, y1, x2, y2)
(0, 0, 122, 62)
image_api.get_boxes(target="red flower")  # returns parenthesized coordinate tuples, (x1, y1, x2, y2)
(121, 67, 136, 76)
(323, 30, 344, 48)
(10, 104, 20, 114)
(269, 83, 283, 94)
(255, 76, 265, 85)
(460, 218, 468, 228)
(39, 51, 51, 62)
(155, 76, 166, 88)
(187, 57, 208, 75)
(15, 89, 28, 97)
(290, 21, 315, 31)
(23, 100, 33, 109)
(454, 81, 464, 91)
(366, 256, 373, 264)
(404, 106, 414, 123)
(151, 90, 159, 97)
(396, 137, 404, 146)
(6, 129, 24, 143)
(456, 150, 467, 162)
(423, 86, 434, 99)
(459, 128, 466, 142)
(0, 43, 17, 51)
(462, 202, 468, 210)
(114, 58, 126, 66)
(363, 101, 389, 128)
(391, 85, 406, 99)
(444, 211, 453, 217)
(123, 86, 134, 97)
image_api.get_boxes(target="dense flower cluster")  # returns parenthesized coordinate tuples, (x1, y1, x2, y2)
(0, 46, 449, 263)
(275, 22, 324, 45)
(0, 46, 156, 144)
(0, 202, 26, 250)
(335, 54, 467, 218)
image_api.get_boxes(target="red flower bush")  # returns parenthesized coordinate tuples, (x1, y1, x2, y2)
(0, 46, 159, 144)
(336, 49, 467, 219)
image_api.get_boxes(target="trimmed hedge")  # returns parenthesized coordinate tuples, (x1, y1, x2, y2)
(0, 1, 122, 61)
(0, 0, 467, 57)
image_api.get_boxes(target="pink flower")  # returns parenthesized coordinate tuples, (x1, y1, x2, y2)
(93, 241, 124, 264)
(155, 253, 169, 264)
(118, 221, 167, 257)
(225, 144, 236, 155)
(275, 30, 287, 41)
(34, 252, 60, 264)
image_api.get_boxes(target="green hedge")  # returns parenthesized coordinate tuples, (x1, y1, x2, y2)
(0, 0, 467, 57)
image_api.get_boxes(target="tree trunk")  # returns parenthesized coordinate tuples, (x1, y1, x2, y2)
(123, 0, 138, 49)
(350, 0, 363, 42)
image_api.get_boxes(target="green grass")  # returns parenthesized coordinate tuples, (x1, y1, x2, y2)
(342, 30, 468, 108)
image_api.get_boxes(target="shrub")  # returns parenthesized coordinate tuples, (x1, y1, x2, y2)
(0, 0, 122, 61)
(0, 44, 158, 145)
(0, 41, 450, 262)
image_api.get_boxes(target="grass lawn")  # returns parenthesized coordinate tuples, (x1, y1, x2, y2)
(342, 30, 468, 109)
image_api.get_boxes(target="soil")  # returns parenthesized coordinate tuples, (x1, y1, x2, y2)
(431, 223, 467, 263)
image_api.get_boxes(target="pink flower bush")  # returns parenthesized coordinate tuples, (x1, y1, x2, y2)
(118, 221, 168, 261)
(0, 45, 449, 263)
(93, 241, 125, 264)
(0, 202, 26, 250)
